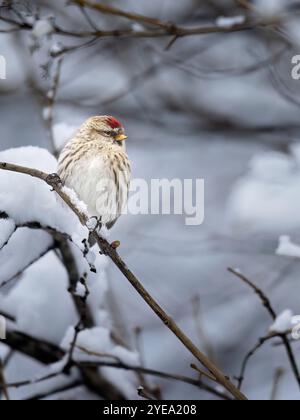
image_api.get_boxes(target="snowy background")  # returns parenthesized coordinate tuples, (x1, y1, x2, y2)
(1, 0, 300, 400)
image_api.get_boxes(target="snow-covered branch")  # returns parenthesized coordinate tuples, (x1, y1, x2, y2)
(0, 160, 247, 400)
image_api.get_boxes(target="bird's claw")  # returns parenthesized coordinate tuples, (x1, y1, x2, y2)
(46, 173, 62, 190)
(86, 216, 99, 232)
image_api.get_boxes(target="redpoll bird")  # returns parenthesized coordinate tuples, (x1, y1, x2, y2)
(57, 116, 131, 230)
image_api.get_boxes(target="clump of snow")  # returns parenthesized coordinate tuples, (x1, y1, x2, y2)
(46, 89, 54, 101)
(86, 249, 97, 266)
(0, 218, 15, 249)
(1, 252, 77, 343)
(53, 122, 77, 151)
(0, 147, 88, 240)
(42, 107, 51, 121)
(61, 326, 139, 366)
(254, 0, 287, 17)
(216, 16, 245, 29)
(0, 228, 53, 287)
(50, 42, 64, 57)
(276, 236, 300, 259)
(32, 19, 54, 39)
(0, 146, 139, 397)
(61, 326, 140, 398)
(248, 152, 293, 182)
(131, 23, 145, 32)
(61, 186, 89, 218)
(269, 310, 293, 334)
(227, 145, 300, 233)
(86, 217, 98, 232)
(74, 282, 86, 298)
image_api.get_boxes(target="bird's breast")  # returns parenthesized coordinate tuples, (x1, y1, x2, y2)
(59, 149, 130, 225)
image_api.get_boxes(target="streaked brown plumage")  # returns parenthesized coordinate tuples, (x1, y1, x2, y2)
(57, 116, 131, 229)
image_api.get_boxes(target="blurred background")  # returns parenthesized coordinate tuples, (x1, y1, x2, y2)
(1, 0, 300, 400)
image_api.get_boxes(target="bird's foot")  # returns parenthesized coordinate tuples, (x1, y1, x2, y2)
(46, 173, 62, 190)
(86, 216, 99, 232)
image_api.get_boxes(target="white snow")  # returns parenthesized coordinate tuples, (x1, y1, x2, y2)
(61, 326, 139, 366)
(228, 145, 300, 233)
(53, 122, 77, 151)
(0, 147, 89, 240)
(50, 42, 64, 57)
(86, 217, 98, 232)
(0, 146, 116, 353)
(269, 310, 294, 334)
(254, 0, 287, 17)
(131, 23, 145, 32)
(0, 228, 53, 287)
(32, 19, 54, 39)
(2, 252, 77, 343)
(276, 236, 300, 259)
(216, 16, 246, 29)
(74, 282, 86, 298)
(42, 107, 51, 121)
(61, 326, 140, 398)
(61, 186, 89, 218)
(0, 218, 15, 249)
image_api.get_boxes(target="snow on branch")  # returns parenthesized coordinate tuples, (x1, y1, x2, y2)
(0, 156, 247, 400)
(228, 268, 300, 391)
(0, 0, 289, 47)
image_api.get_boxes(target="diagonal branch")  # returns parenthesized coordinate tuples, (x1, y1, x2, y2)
(0, 162, 247, 400)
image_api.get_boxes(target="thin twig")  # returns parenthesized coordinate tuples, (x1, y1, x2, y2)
(63, 274, 90, 373)
(190, 363, 217, 382)
(0, 359, 9, 400)
(270, 368, 285, 401)
(229, 268, 300, 390)
(44, 57, 64, 157)
(0, 11, 278, 41)
(137, 386, 155, 400)
(25, 380, 82, 401)
(228, 268, 276, 319)
(0, 244, 55, 289)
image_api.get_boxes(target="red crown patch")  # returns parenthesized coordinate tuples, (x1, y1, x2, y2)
(106, 117, 123, 129)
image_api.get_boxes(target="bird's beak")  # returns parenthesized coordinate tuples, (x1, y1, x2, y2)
(115, 134, 128, 142)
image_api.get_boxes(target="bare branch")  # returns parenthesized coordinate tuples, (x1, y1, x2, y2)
(228, 268, 276, 319)
(229, 268, 300, 390)
(0, 8, 279, 41)
(0, 359, 9, 400)
(71, 0, 178, 29)
(271, 368, 285, 400)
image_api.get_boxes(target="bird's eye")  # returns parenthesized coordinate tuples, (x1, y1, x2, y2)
(101, 130, 113, 136)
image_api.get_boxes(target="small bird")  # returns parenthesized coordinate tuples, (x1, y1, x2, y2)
(57, 116, 131, 231)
